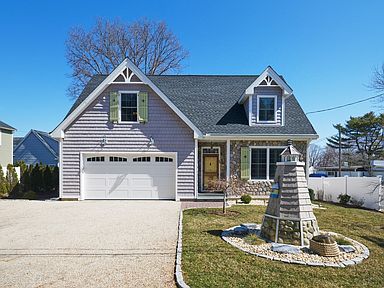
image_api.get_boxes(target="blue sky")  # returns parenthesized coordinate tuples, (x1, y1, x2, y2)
(0, 0, 383, 144)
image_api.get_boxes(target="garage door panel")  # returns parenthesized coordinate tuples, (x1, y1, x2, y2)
(127, 188, 154, 199)
(83, 154, 176, 199)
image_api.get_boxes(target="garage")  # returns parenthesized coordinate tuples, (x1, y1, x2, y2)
(82, 153, 177, 199)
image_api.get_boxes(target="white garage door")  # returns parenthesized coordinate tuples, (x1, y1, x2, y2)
(83, 154, 176, 199)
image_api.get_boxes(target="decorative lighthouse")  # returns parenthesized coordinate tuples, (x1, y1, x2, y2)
(260, 143, 319, 246)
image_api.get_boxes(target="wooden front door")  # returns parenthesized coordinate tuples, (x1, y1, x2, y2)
(203, 155, 219, 190)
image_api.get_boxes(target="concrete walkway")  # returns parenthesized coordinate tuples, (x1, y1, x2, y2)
(0, 200, 180, 288)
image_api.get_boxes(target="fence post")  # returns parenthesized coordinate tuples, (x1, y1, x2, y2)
(345, 176, 348, 195)
(321, 176, 324, 200)
(379, 176, 383, 212)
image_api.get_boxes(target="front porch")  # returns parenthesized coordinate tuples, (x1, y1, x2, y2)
(196, 139, 309, 196)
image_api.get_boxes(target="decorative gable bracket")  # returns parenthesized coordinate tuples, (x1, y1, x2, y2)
(238, 66, 293, 104)
(109, 67, 145, 84)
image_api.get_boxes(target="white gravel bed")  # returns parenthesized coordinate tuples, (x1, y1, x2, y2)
(222, 225, 369, 267)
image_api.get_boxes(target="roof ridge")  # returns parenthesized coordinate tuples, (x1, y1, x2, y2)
(147, 74, 259, 77)
(31, 130, 58, 158)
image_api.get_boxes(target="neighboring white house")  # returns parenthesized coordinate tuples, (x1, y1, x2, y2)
(0, 120, 16, 167)
(371, 160, 384, 177)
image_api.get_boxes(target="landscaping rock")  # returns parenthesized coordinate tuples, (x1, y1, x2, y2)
(240, 223, 259, 230)
(234, 226, 249, 235)
(339, 245, 355, 253)
(271, 243, 301, 254)
(222, 226, 369, 268)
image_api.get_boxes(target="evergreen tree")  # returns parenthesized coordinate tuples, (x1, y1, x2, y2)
(0, 165, 6, 197)
(31, 164, 43, 193)
(5, 164, 19, 197)
(43, 166, 53, 194)
(343, 112, 384, 174)
(326, 124, 352, 149)
(52, 166, 59, 195)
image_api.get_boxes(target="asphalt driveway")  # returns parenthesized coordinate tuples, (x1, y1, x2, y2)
(0, 200, 180, 288)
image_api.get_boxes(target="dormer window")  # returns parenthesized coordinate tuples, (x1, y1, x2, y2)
(120, 92, 138, 122)
(257, 95, 277, 123)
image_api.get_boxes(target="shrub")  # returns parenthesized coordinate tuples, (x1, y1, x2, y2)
(312, 234, 335, 244)
(338, 194, 351, 205)
(349, 197, 364, 208)
(0, 165, 6, 198)
(334, 236, 352, 246)
(308, 188, 315, 201)
(240, 194, 252, 204)
(5, 164, 19, 197)
(22, 190, 37, 200)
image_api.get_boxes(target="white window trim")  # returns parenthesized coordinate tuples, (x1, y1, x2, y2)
(118, 91, 139, 124)
(249, 146, 285, 181)
(256, 95, 277, 124)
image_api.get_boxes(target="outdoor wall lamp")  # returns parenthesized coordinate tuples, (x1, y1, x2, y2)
(101, 135, 108, 147)
(148, 136, 155, 146)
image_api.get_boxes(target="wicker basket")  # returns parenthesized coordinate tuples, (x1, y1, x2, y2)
(309, 239, 340, 257)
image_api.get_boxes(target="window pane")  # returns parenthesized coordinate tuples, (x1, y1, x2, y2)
(269, 148, 283, 179)
(251, 149, 267, 179)
(121, 108, 137, 122)
(121, 93, 137, 121)
(259, 97, 275, 121)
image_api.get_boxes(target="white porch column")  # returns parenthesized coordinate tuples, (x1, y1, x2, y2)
(226, 139, 230, 181)
(306, 139, 310, 181)
(194, 139, 198, 198)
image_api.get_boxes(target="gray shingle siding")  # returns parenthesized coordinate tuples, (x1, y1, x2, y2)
(251, 87, 283, 125)
(62, 83, 195, 199)
(243, 98, 250, 123)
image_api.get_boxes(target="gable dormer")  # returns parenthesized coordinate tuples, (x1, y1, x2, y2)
(239, 66, 293, 127)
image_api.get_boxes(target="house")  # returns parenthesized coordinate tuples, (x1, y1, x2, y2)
(371, 160, 384, 177)
(313, 165, 368, 177)
(14, 129, 59, 166)
(13, 137, 23, 149)
(0, 120, 16, 167)
(51, 58, 318, 200)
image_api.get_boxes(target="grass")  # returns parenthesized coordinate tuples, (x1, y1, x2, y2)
(243, 233, 265, 245)
(182, 202, 384, 288)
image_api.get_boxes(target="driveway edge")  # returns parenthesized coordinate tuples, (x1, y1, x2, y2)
(174, 209, 190, 288)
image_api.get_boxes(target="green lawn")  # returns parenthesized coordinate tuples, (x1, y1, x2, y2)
(182, 203, 384, 288)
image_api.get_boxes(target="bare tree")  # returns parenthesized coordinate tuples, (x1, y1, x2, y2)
(369, 63, 384, 107)
(66, 18, 189, 98)
(370, 63, 384, 92)
(318, 147, 339, 167)
(213, 176, 243, 214)
(308, 144, 323, 168)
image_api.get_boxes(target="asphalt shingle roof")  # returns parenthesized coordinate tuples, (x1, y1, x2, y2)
(0, 120, 16, 131)
(66, 74, 317, 136)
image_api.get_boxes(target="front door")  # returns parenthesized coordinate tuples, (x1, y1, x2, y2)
(203, 155, 219, 190)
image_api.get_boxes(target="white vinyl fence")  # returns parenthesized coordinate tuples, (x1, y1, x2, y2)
(308, 176, 383, 211)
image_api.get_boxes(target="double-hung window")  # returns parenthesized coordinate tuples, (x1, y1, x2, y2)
(257, 95, 277, 122)
(251, 147, 284, 180)
(120, 92, 138, 122)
